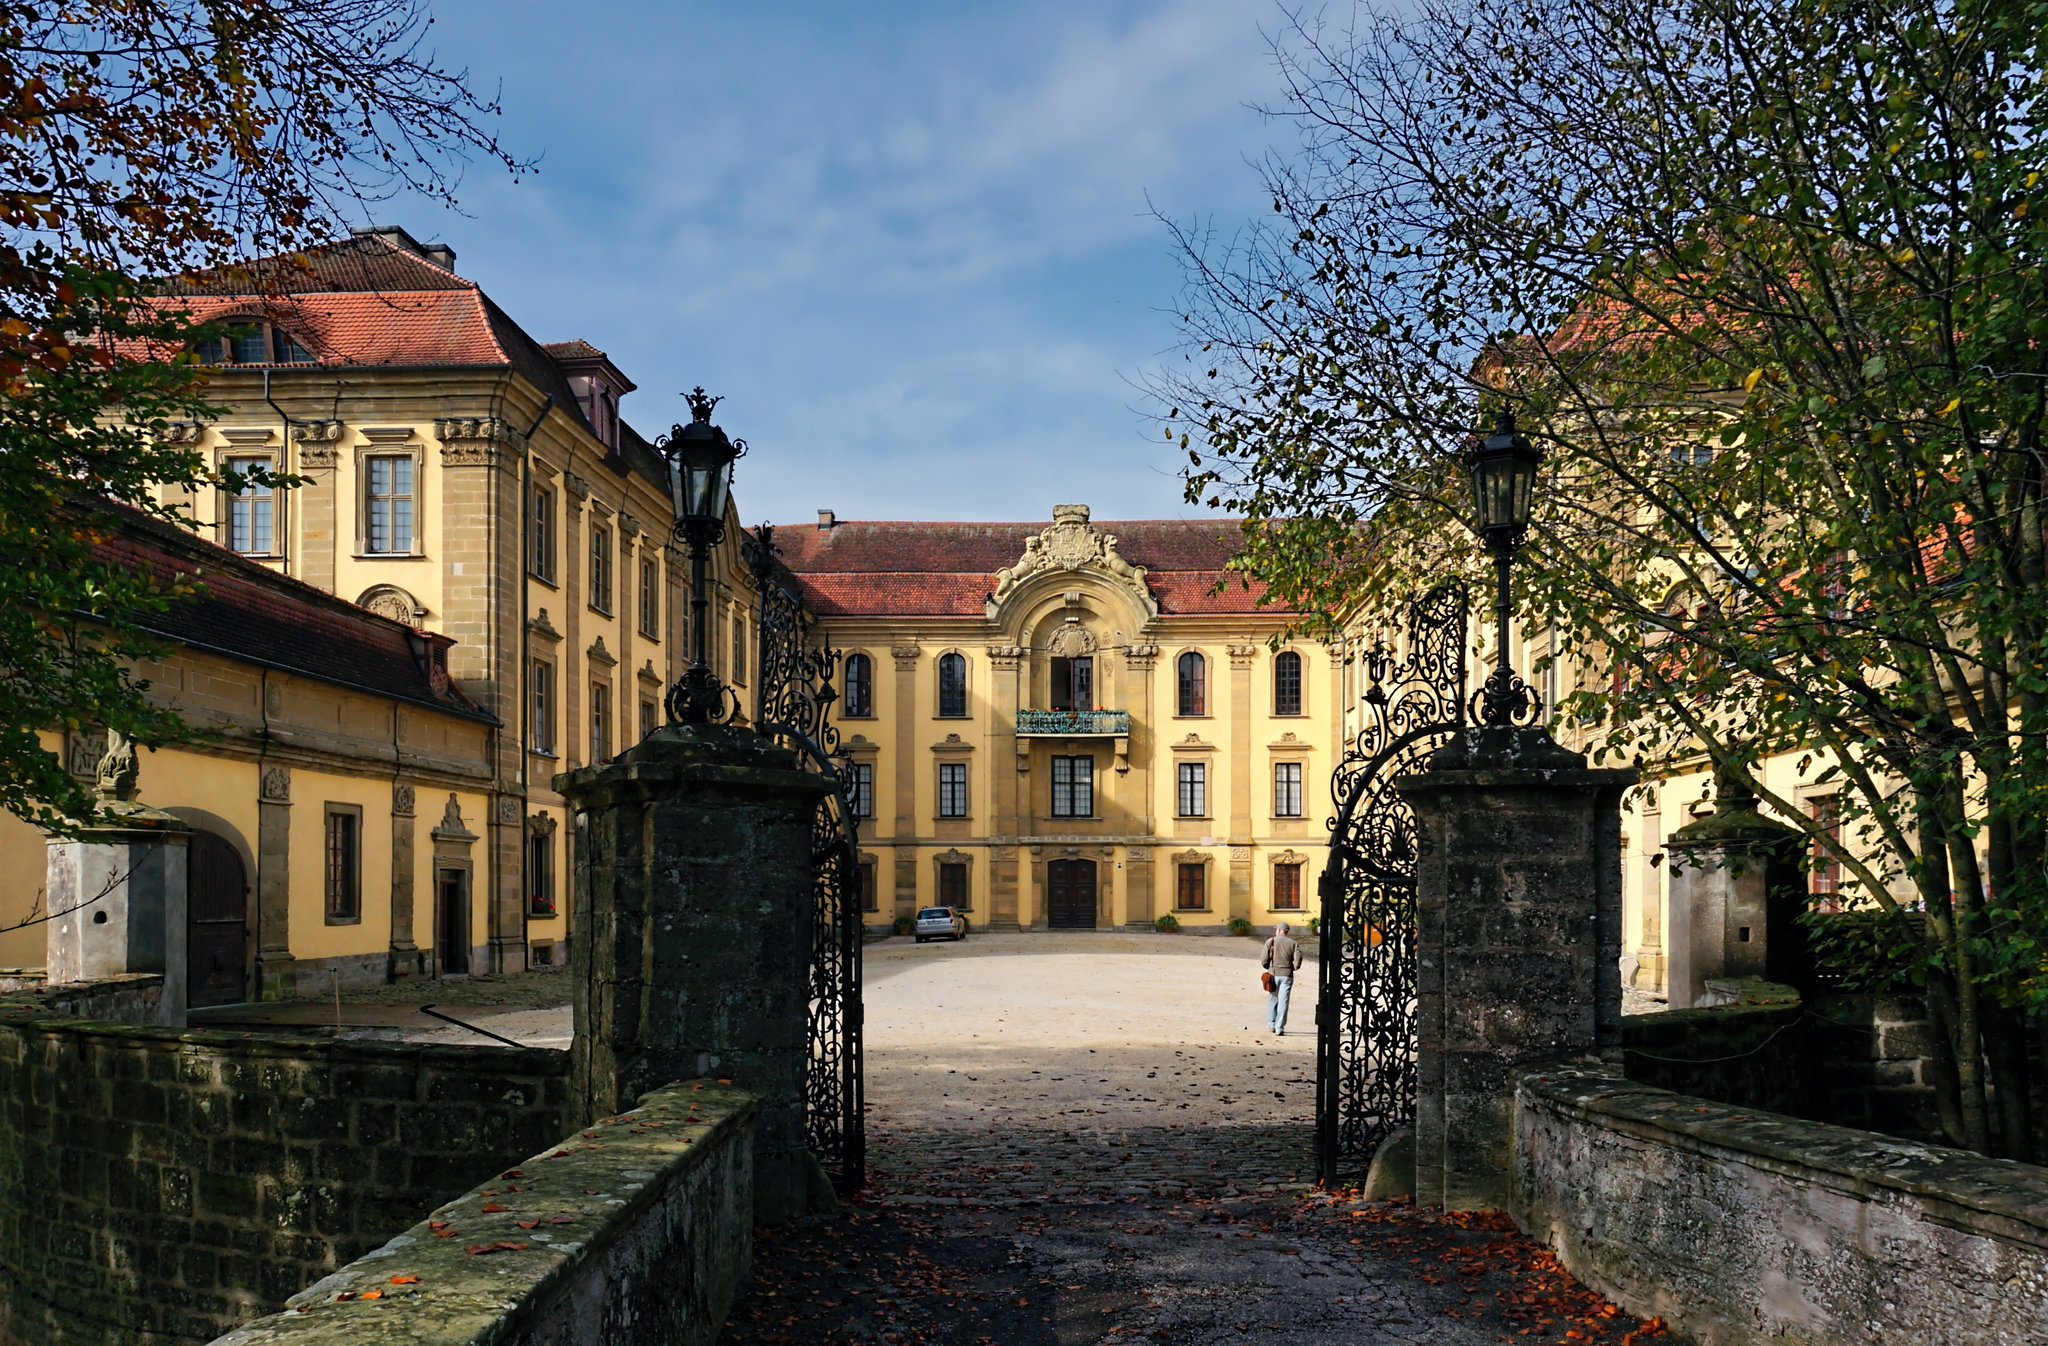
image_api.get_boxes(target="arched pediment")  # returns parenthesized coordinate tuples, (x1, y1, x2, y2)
(986, 504, 1157, 626)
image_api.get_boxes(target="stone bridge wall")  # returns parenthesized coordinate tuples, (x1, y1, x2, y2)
(0, 1010, 572, 1346)
(1514, 1067, 2048, 1346)
(210, 1081, 756, 1346)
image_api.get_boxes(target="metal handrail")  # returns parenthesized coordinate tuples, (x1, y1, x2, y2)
(1014, 708, 1131, 735)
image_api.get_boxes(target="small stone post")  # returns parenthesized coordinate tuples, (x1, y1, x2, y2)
(1664, 773, 1805, 1009)
(558, 722, 833, 1224)
(1398, 724, 1634, 1212)
(43, 731, 191, 1026)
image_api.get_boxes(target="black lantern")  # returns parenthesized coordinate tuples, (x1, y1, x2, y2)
(658, 388, 747, 725)
(1464, 409, 1544, 726)
(1464, 410, 1542, 553)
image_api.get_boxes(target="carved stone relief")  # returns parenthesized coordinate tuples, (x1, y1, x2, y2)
(357, 584, 426, 626)
(262, 765, 292, 803)
(392, 783, 416, 818)
(988, 503, 1155, 615)
(1045, 618, 1097, 658)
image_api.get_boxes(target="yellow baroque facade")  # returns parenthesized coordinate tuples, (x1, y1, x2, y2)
(777, 504, 1343, 934)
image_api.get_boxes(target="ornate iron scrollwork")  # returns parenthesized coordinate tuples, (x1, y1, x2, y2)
(745, 524, 864, 1197)
(1315, 580, 1468, 1184)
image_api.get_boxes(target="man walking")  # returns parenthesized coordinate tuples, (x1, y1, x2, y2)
(1263, 921, 1305, 1036)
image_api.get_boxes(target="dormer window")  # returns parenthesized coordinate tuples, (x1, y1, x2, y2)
(195, 322, 316, 365)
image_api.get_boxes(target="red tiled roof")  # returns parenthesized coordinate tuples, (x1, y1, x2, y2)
(542, 339, 606, 361)
(771, 517, 1282, 617)
(81, 498, 493, 722)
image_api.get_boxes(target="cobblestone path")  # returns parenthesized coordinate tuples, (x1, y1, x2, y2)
(719, 935, 1674, 1346)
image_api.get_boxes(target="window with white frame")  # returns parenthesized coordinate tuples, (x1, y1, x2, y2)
(1274, 650, 1303, 715)
(364, 454, 416, 553)
(531, 660, 553, 753)
(1273, 761, 1304, 817)
(851, 762, 875, 819)
(1051, 755, 1094, 818)
(590, 681, 610, 763)
(223, 456, 275, 555)
(530, 485, 555, 581)
(1177, 760, 1207, 817)
(589, 526, 612, 612)
(937, 761, 968, 818)
(639, 559, 659, 639)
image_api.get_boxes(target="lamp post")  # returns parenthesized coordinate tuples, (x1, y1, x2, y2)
(659, 388, 746, 725)
(1464, 409, 1544, 726)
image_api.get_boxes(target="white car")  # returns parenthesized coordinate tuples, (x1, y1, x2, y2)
(914, 906, 969, 942)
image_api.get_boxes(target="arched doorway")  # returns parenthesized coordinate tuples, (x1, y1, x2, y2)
(1045, 859, 1097, 929)
(187, 830, 249, 1007)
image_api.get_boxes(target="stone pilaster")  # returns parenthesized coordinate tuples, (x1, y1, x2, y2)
(986, 643, 1025, 930)
(1398, 725, 1634, 1212)
(254, 763, 295, 1000)
(292, 421, 343, 594)
(559, 724, 833, 1223)
(890, 642, 920, 921)
(388, 781, 420, 978)
(1227, 641, 1258, 922)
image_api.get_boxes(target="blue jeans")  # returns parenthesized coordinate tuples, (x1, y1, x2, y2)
(1268, 975, 1293, 1033)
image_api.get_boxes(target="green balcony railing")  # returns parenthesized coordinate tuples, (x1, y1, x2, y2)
(1015, 709, 1130, 736)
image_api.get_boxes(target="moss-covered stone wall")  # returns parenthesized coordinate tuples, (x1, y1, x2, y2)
(0, 1011, 571, 1346)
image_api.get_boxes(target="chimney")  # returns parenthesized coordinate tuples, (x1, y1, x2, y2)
(351, 224, 456, 272)
(421, 242, 458, 271)
(817, 509, 836, 530)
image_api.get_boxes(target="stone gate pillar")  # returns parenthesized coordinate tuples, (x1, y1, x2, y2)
(1664, 772, 1805, 1009)
(1397, 725, 1634, 1211)
(558, 722, 833, 1223)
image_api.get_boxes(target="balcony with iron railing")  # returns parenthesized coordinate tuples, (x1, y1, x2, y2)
(1015, 708, 1131, 736)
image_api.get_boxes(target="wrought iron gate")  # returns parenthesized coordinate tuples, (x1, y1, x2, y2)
(747, 525, 866, 1197)
(1315, 580, 1468, 1184)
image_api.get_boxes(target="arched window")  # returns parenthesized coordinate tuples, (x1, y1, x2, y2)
(843, 653, 874, 717)
(937, 652, 968, 717)
(194, 321, 315, 365)
(1176, 651, 1206, 716)
(1273, 650, 1303, 716)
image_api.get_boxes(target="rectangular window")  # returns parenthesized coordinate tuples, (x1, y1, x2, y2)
(590, 682, 610, 763)
(224, 456, 274, 554)
(1049, 656, 1094, 712)
(1177, 761, 1207, 818)
(364, 454, 415, 554)
(639, 697, 657, 741)
(938, 761, 968, 818)
(531, 660, 553, 754)
(851, 762, 875, 819)
(1273, 762, 1303, 818)
(527, 830, 555, 917)
(860, 859, 879, 913)
(731, 609, 747, 685)
(1177, 862, 1206, 911)
(590, 526, 612, 612)
(1273, 862, 1303, 910)
(639, 559, 660, 639)
(1810, 795, 1842, 913)
(1050, 755, 1094, 818)
(530, 486, 555, 580)
(324, 807, 361, 922)
(939, 862, 970, 910)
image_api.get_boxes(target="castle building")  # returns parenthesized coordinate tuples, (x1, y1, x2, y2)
(775, 505, 1341, 933)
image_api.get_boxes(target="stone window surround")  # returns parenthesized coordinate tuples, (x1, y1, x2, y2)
(528, 477, 558, 585)
(933, 738, 972, 820)
(588, 512, 614, 616)
(215, 439, 282, 558)
(352, 438, 426, 558)
(932, 848, 974, 912)
(1171, 848, 1212, 911)
(934, 648, 971, 719)
(1172, 738, 1214, 819)
(1268, 848, 1310, 912)
(1172, 647, 1210, 718)
(840, 650, 877, 718)
(1271, 647, 1308, 717)
(323, 802, 364, 925)
(525, 811, 558, 919)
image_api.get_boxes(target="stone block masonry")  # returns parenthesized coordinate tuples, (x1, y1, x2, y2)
(210, 1080, 755, 1346)
(0, 1011, 571, 1346)
(1515, 1066, 2048, 1346)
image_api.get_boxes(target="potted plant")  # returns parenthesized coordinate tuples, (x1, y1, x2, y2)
(893, 914, 914, 937)
(1227, 916, 1254, 937)
(1154, 913, 1181, 934)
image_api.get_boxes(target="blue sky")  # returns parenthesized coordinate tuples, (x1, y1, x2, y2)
(390, 0, 1284, 523)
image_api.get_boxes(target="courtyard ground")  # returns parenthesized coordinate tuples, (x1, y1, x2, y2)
(722, 931, 1675, 1346)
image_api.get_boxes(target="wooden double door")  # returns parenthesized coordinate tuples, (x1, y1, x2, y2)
(186, 831, 248, 1008)
(1046, 859, 1098, 929)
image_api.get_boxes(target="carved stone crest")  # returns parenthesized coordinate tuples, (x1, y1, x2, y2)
(439, 794, 466, 831)
(989, 504, 1154, 614)
(357, 584, 425, 626)
(1045, 618, 1097, 659)
(496, 796, 520, 825)
(262, 765, 291, 803)
(392, 783, 416, 817)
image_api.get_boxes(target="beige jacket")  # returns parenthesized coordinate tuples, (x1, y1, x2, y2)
(1263, 932, 1304, 977)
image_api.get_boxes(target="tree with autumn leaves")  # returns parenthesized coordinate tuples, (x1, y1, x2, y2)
(1159, 0, 2048, 1159)
(0, 0, 520, 831)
